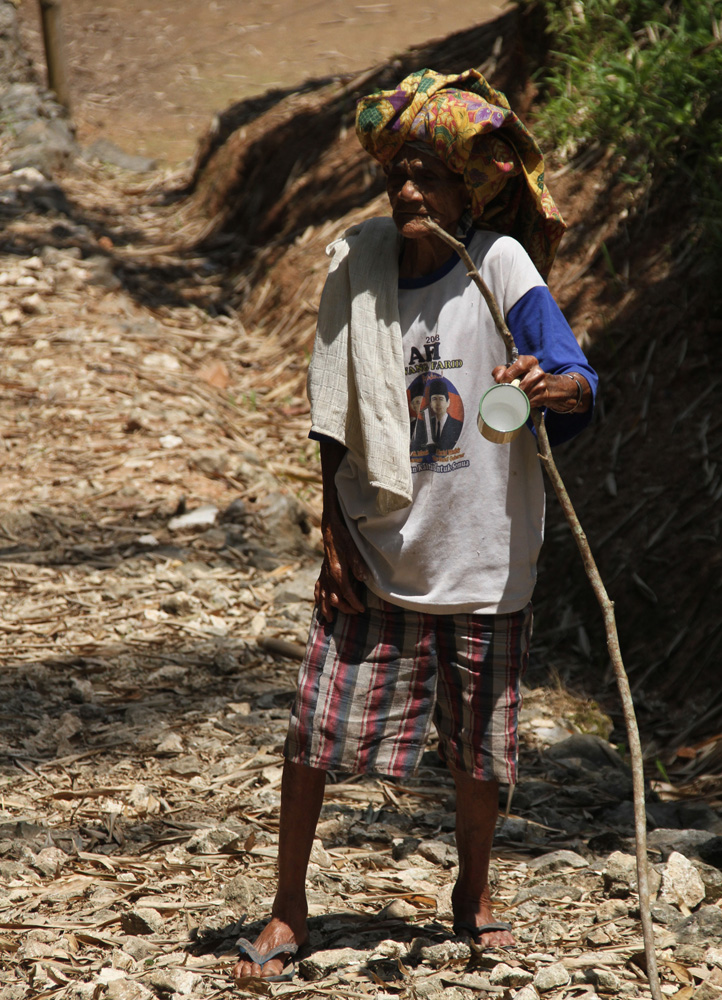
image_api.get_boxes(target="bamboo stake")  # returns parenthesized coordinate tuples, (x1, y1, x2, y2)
(423, 218, 662, 1000)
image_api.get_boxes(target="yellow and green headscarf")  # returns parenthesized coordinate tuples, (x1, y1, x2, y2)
(356, 68, 565, 279)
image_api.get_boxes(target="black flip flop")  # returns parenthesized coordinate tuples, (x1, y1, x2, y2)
(235, 937, 300, 983)
(452, 920, 513, 948)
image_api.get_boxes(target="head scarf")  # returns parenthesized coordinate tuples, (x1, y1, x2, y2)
(356, 68, 565, 279)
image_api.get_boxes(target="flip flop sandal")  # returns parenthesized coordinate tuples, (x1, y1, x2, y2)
(235, 937, 301, 983)
(452, 920, 514, 949)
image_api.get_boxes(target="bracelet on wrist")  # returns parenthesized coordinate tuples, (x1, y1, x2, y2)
(549, 373, 583, 414)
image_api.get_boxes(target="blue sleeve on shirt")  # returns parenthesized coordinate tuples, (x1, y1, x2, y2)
(507, 285, 598, 447)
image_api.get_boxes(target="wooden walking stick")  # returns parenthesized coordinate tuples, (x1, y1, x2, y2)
(422, 219, 663, 1000)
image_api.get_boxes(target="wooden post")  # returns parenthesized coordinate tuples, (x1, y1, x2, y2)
(38, 0, 71, 111)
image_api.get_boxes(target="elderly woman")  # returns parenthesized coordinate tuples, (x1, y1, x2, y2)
(234, 68, 597, 983)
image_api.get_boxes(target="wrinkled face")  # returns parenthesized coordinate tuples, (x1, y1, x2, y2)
(386, 145, 467, 239)
(430, 393, 449, 418)
(411, 394, 424, 416)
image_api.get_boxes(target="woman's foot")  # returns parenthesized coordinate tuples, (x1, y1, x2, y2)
(451, 884, 515, 949)
(449, 772, 514, 948)
(232, 915, 308, 981)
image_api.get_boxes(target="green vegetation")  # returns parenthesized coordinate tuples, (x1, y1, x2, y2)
(525, 0, 722, 272)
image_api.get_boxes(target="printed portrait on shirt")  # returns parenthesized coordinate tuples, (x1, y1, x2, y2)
(407, 374, 464, 462)
(407, 375, 429, 453)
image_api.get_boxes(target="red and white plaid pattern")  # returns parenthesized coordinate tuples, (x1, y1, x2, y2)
(285, 591, 530, 783)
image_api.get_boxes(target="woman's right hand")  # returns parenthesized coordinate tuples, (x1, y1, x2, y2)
(315, 507, 368, 622)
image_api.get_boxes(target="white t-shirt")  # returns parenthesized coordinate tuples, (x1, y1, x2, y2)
(335, 230, 547, 615)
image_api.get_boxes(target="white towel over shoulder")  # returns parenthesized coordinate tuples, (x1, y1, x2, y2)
(307, 216, 412, 515)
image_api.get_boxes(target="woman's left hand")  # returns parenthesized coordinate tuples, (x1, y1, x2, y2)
(491, 355, 590, 413)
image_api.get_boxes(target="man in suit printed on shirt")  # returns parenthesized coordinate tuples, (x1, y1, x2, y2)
(409, 391, 429, 451)
(428, 378, 462, 452)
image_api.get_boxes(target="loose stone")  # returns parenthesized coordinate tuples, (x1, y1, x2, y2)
(490, 962, 534, 988)
(533, 962, 571, 992)
(661, 850, 706, 909)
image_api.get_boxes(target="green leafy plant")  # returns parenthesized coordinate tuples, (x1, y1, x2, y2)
(524, 0, 722, 273)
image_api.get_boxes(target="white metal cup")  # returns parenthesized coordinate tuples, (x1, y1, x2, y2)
(477, 378, 530, 444)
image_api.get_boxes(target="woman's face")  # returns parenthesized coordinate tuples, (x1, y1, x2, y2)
(386, 145, 467, 240)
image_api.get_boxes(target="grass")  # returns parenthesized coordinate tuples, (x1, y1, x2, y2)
(523, 0, 722, 277)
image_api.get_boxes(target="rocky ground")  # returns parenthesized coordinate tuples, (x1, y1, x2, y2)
(2, 2, 722, 999)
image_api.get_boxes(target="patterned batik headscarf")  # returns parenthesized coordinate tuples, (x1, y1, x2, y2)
(356, 67, 565, 279)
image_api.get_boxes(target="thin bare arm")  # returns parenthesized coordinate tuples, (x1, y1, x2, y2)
(315, 437, 368, 621)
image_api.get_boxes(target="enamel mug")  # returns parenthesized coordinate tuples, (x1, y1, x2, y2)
(477, 379, 530, 444)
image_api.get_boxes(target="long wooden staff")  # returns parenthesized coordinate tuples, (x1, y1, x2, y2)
(422, 219, 662, 1000)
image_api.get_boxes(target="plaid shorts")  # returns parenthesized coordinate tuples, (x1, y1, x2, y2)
(284, 590, 531, 783)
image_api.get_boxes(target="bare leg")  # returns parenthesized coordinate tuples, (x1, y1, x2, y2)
(450, 768, 514, 948)
(233, 759, 327, 980)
